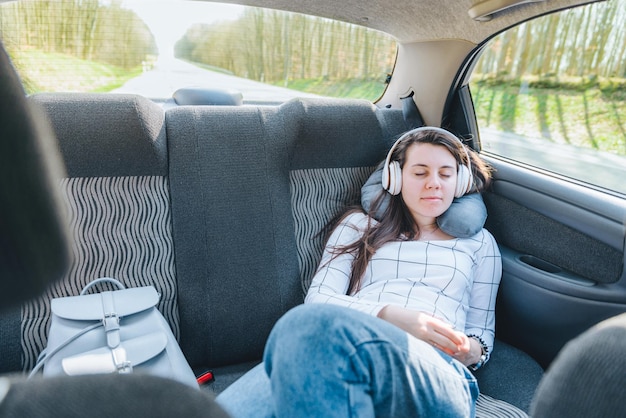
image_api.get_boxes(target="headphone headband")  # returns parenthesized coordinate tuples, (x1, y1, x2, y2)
(384, 126, 469, 167)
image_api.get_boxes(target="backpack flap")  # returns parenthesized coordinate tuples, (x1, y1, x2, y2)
(61, 332, 168, 376)
(50, 286, 159, 321)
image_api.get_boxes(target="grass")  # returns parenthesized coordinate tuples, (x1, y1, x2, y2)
(8, 48, 142, 94)
(471, 77, 626, 156)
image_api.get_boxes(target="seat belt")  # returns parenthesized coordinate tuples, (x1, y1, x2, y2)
(400, 90, 425, 129)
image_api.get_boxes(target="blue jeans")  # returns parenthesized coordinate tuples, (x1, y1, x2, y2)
(217, 304, 479, 418)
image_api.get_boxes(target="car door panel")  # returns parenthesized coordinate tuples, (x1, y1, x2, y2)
(482, 156, 626, 368)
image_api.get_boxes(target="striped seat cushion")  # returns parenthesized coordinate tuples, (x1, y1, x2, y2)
(290, 166, 375, 293)
(21, 175, 178, 371)
(477, 394, 528, 418)
(21, 94, 175, 373)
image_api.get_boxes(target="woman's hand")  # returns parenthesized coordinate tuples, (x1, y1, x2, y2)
(377, 305, 482, 367)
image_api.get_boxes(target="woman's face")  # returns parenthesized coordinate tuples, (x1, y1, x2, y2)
(400, 142, 457, 227)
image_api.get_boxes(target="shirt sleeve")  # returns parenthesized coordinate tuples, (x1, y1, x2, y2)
(305, 212, 386, 316)
(463, 229, 502, 362)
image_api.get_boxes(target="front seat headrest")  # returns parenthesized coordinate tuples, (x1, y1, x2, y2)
(0, 42, 70, 309)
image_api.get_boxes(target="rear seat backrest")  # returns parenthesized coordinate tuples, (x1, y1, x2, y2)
(282, 98, 406, 291)
(166, 98, 406, 370)
(166, 104, 301, 368)
(22, 93, 179, 371)
(10, 93, 406, 375)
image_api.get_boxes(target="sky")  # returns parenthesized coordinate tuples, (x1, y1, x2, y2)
(122, 0, 244, 57)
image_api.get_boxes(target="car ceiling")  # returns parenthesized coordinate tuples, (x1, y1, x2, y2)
(207, 0, 599, 44)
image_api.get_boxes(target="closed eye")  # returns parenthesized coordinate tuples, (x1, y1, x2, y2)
(440, 169, 455, 178)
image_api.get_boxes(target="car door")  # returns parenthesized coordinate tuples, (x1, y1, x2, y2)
(445, 0, 626, 368)
(481, 155, 625, 368)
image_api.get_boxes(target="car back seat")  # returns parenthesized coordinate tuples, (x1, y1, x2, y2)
(20, 93, 180, 372)
(165, 97, 403, 387)
(165, 96, 542, 415)
(6, 92, 543, 416)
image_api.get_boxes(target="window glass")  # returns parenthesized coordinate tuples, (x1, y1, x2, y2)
(0, 0, 396, 102)
(470, 1, 626, 195)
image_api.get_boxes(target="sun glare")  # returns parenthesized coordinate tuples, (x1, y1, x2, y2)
(122, 0, 244, 58)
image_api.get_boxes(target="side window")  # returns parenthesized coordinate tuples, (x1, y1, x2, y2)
(469, 2, 626, 195)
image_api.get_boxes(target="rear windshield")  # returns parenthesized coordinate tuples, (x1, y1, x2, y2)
(0, 0, 397, 103)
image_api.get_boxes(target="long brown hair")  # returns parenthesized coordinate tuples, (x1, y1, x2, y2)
(324, 128, 493, 295)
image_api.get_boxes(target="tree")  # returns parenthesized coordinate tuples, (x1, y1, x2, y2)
(0, 0, 155, 69)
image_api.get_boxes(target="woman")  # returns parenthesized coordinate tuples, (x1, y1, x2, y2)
(217, 127, 501, 418)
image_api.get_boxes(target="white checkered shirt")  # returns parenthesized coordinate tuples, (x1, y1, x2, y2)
(306, 212, 502, 354)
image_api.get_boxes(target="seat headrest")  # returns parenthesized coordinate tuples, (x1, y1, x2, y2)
(0, 43, 70, 309)
(173, 87, 243, 106)
(29, 93, 167, 177)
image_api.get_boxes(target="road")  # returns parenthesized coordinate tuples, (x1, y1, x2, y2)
(112, 55, 319, 103)
(481, 128, 626, 194)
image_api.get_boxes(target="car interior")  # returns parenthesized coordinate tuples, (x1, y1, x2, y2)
(1, 0, 625, 417)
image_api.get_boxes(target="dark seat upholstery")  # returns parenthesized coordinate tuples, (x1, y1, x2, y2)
(474, 340, 543, 412)
(531, 313, 626, 417)
(0, 374, 229, 418)
(165, 98, 404, 371)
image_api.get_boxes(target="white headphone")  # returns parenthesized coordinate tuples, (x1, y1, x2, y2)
(381, 126, 474, 198)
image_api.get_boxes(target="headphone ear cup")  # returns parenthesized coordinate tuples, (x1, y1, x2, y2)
(455, 164, 473, 198)
(384, 161, 402, 195)
(390, 161, 402, 195)
(382, 163, 391, 192)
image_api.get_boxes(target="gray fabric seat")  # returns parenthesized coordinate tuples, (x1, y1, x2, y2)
(531, 313, 626, 417)
(19, 93, 180, 372)
(165, 98, 404, 371)
(165, 98, 540, 416)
